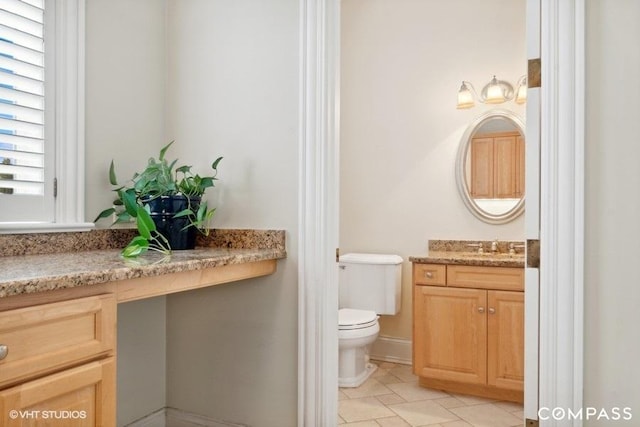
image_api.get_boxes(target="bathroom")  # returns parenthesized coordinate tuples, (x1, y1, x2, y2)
(337, 0, 526, 425)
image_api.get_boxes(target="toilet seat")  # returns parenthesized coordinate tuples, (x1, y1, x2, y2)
(339, 308, 379, 330)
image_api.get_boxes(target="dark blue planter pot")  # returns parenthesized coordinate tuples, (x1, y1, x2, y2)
(142, 195, 200, 250)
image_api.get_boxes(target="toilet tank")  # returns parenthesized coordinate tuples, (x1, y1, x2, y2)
(338, 253, 403, 315)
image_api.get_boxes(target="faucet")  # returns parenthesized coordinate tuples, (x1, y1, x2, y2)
(509, 242, 526, 255)
(490, 239, 499, 253)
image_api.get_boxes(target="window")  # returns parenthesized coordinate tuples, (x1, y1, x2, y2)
(0, 0, 89, 231)
(0, 0, 52, 221)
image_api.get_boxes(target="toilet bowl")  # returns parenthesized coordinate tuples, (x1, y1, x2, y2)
(338, 308, 380, 387)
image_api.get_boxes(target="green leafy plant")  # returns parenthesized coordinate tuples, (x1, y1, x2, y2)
(95, 141, 223, 257)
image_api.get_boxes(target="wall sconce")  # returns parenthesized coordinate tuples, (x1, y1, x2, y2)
(457, 75, 527, 109)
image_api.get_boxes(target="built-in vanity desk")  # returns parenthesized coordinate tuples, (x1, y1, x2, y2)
(0, 229, 285, 426)
(410, 240, 525, 403)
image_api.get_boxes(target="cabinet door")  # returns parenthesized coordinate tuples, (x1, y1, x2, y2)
(470, 137, 494, 198)
(493, 135, 519, 198)
(487, 291, 524, 391)
(515, 136, 525, 198)
(0, 358, 115, 426)
(414, 286, 487, 384)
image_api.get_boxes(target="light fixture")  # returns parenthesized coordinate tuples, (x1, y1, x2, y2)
(456, 75, 527, 109)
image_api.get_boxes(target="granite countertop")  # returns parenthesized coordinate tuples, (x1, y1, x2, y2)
(409, 239, 526, 268)
(409, 251, 524, 268)
(0, 247, 286, 299)
(0, 229, 286, 299)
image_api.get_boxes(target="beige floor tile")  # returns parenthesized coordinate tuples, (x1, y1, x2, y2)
(449, 403, 523, 427)
(439, 421, 473, 427)
(387, 365, 418, 383)
(492, 401, 524, 413)
(376, 416, 412, 427)
(387, 382, 450, 402)
(388, 400, 460, 426)
(377, 361, 398, 369)
(340, 362, 520, 427)
(433, 397, 467, 409)
(450, 393, 498, 406)
(339, 397, 396, 422)
(377, 393, 406, 405)
(343, 421, 380, 427)
(342, 378, 393, 399)
(376, 373, 405, 385)
(373, 368, 391, 378)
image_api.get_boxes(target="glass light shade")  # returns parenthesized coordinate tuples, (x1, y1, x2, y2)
(485, 77, 505, 104)
(515, 82, 527, 104)
(457, 84, 474, 109)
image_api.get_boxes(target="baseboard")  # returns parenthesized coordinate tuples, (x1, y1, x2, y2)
(126, 408, 247, 427)
(370, 336, 412, 365)
(125, 408, 166, 427)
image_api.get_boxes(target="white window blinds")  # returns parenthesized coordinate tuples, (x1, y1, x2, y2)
(0, 0, 45, 197)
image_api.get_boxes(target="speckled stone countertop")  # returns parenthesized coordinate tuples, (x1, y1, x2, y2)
(0, 229, 286, 298)
(409, 239, 525, 268)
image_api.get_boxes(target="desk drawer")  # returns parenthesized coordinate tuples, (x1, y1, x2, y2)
(413, 264, 446, 286)
(0, 294, 116, 388)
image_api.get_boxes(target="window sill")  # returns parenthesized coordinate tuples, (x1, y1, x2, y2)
(0, 223, 95, 235)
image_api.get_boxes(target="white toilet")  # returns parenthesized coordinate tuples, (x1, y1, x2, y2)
(338, 253, 402, 387)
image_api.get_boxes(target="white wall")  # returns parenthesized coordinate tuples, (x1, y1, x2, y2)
(85, 1, 299, 424)
(340, 0, 526, 339)
(164, 1, 299, 426)
(84, 1, 168, 425)
(85, 0, 167, 220)
(585, 1, 640, 423)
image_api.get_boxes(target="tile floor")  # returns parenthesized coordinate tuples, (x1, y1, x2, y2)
(338, 361, 524, 427)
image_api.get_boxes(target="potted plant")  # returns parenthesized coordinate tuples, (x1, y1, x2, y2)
(95, 141, 223, 258)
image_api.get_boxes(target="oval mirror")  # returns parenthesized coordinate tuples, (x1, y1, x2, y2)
(455, 110, 525, 224)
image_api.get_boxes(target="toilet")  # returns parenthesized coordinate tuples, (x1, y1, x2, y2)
(338, 253, 403, 387)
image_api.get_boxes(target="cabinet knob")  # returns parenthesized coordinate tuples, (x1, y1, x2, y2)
(478, 307, 485, 313)
(488, 308, 496, 314)
(425, 271, 433, 279)
(0, 344, 8, 360)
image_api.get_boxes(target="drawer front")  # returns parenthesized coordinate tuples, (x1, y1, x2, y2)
(413, 264, 446, 286)
(447, 265, 524, 291)
(0, 357, 115, 427)
(0, 294, 116, 389)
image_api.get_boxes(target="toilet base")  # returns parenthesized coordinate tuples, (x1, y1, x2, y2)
(338, 362, 377, 388)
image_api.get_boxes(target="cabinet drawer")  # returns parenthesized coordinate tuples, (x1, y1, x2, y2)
(0, 294, 116, 388)
(413, 264, 446, 286)
(0, 357, 115, 426)
(447, 265, 524, 291)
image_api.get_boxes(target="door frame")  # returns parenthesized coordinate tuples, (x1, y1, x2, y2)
(297, 0, 585, 425)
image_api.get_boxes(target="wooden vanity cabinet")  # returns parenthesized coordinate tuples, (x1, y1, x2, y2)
(0, 294, 116, 426)
(412, 263, 524, 402)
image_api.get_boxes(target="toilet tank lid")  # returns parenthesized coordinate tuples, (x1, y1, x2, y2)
(339, 253, 403, 265)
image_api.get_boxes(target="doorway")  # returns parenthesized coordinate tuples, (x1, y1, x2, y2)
(297, 0, 585, 425)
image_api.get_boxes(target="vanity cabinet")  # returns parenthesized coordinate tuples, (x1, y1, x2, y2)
(413, 263, 524, 402)
(0, 294, 116, 426)
(470, 131, 524, 199)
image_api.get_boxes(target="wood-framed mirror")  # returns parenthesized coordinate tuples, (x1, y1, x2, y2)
(455, 109, 525, 224)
